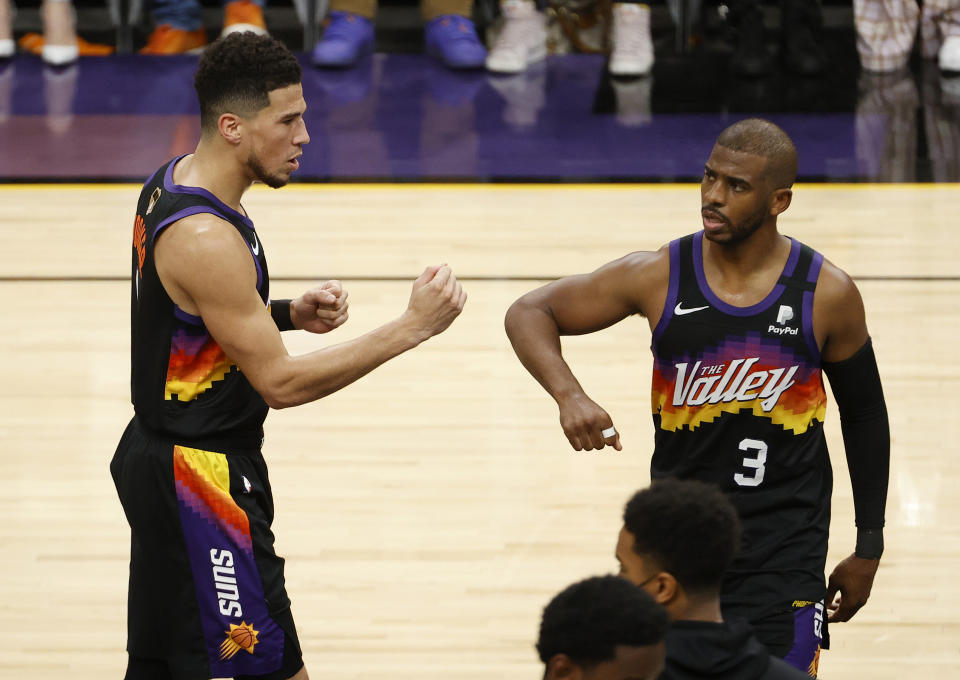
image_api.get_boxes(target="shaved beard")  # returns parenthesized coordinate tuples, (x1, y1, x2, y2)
(703, 200, 769, 245)
(247, 152, 288, 189)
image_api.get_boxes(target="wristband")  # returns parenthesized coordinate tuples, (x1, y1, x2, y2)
(270, 299, 295, 332)
(854, 527, 883, 559)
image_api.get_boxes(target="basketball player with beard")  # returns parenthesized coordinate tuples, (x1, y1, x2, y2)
(112, 33, 466, 680)
(505, 118, 889, 676)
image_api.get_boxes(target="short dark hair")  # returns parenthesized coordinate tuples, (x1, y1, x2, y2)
(623, 479, 741, 594)
(194, 32, 302, 133)
(536, 575, 667, 667)
(715, 118, 798, 189)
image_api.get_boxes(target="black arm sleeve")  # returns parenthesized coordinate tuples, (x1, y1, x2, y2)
(822, 338, 889, 531)
(270, 299, 295, 332)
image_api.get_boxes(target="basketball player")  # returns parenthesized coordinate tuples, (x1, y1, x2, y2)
(536, 575, 668, 680)
(111, 33, 466, 680)
(617, 479, 808, 679)
(505, 118, 889, 675)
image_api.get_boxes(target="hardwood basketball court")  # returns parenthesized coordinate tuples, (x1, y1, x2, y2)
(1, 183, 957, 679)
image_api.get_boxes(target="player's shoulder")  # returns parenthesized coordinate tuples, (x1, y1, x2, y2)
(814, 255, 862, 312)
(156, 212, 249, 267)
(606, 244, 670, 281)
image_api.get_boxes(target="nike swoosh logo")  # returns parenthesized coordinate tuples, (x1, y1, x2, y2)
(674, 302, 709, 316)
(250, 232, 260, 256)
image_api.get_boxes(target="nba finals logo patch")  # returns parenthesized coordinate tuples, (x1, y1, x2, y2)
(219, 621, 260, 660)
(146, 187, 162, 215)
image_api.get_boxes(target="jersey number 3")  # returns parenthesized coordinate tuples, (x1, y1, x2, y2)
(734, 438, 767, 487)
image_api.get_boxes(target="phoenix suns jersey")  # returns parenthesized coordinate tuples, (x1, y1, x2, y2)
(650, 232, 831, 621)
(130, 155, 270, 447)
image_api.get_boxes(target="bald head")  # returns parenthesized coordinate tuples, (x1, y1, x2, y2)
(714, 118, 798, 190)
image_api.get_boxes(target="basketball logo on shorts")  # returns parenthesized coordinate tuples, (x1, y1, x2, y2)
(219, 621, 260, 659)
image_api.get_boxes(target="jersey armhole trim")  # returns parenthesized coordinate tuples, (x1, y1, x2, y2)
(802, 251, 825, 363)
(651, 238, 681, 350)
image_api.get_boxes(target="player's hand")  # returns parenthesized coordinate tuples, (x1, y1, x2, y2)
(825, 554, 880, 622)
(557, 392, 622, 452)
(291, 280, 349, 334)
(404, 264, 467, 341)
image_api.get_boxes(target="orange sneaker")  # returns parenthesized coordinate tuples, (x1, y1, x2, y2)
(221, 0, 267, 37)
(139, 24, 207, 54)
(17, 33, 114, 56)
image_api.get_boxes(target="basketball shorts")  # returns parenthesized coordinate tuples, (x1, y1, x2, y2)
(750, 600, 828, 678)
(110, 418, 303, 679)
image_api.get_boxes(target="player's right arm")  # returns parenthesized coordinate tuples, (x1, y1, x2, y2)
(155, 214, 466, 409)
(504, 249, 668, 451)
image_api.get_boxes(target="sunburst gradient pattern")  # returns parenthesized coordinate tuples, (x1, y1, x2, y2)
(165, 323, 235, 402)
(173, 446, 253, 553)
(653, 332, 826, 434)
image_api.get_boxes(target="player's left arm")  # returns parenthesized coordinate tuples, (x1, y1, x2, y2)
(270, 280, 350, 334)
(814, 261, 890, 623)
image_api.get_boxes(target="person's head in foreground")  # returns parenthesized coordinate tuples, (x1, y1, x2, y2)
(194, 31, 308, 189)
(617, 478, 742, 620)
(537, 575, 668, 680)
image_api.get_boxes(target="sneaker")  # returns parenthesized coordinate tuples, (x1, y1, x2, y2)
(140, 25, 207, 54)
(941, 35, 960, 73)
(609, 3, 653, 76)
(312, 11, 375, 67)
(0, 40, 12, 59)
(486, 0, 546, 74)
(425, 15, 487, 69)
(221, 0, 267, 37)
(18, 33, 114, 64)
(729, 2, 771, 77)
(781, 0, 825, 75)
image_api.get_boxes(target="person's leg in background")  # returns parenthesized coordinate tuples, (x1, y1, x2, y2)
(853, 0, 918, 73)
(0, 0, 13, 58)
(608, 0, 654, 76)
(15, 0, 113, 64)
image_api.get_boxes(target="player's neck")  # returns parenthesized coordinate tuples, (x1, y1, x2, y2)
(179, 142, 252, 212)
(702, 224, 789, 285)
(669, 592, 724, 624)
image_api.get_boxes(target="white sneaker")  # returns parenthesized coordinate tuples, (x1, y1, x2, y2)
(940, 35, 960, 73)
(0, 39, 13, 58)
(486, 0, 547, 74)
(610, 2, 653, 76)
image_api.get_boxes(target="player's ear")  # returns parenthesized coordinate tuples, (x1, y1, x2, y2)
(770, 187, 792, 217)
(546, 654, 581, 680)
(218, 112, 244, 146)
(651, 572, 679, 605)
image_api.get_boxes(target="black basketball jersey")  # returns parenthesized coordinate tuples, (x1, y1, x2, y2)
(650, 232, 831, 620)
(129, 155, 270, 447)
